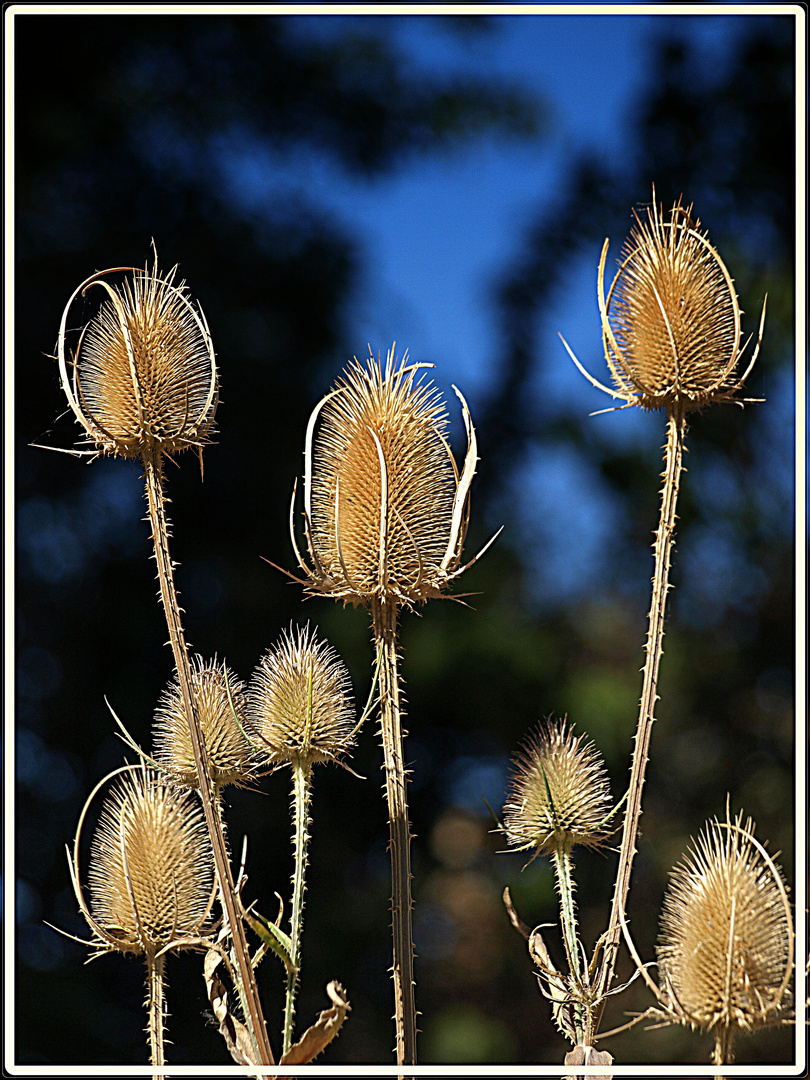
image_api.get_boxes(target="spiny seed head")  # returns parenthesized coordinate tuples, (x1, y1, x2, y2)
(153, 656, 255, 790)
(56, 254, 218, 459)
(292, 346, 480, 609)
(502, 718, 613, 857)
(599, 193, 762, 413)
(656, 812, 793, 1035)
(246, 624, 356, 767)
(87, 768, 213, 957)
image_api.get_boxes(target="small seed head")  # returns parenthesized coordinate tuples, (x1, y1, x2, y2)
(294, 347, 479, 609)
(656, 812, 793, 1036)
(502, 718, 613, 857)
(153, 655, 255, 790)
(57, 255, 218, 459)
(246, 624, 356, 767)
(87, 768, 213, 957)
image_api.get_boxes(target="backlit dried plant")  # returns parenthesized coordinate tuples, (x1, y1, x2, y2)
(284, 346, 494, 1066)
(503, 718, 614, 858)
(54, 255, 274, 1065)
(247, 624, 357, 1055)
(503, 719, 620, 1053)
(247, 624, 356, 769)
(154, 655, 255, 793)
(290, 347, 483, 609)
(57, 256, 218, 461)
(615, 810, 794, 1065)
(560, 191, 766, 1022)
(60, 765, 215, 1070)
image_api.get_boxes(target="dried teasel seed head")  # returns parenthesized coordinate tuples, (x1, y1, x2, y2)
(599, 192, 764, 412)
(246, 624, 356, 768)
(292, 346, 482, 609)
(656, 811, 793, 1038)
(56, 254, 218, 459)
(502, 718, 613, 857)
(86, 768, 214, 957)
(562, 188, 766, 416)
(153, 655, 255, 790)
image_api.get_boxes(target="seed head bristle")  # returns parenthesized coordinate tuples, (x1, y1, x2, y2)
(656, 812, 793, 1036)
(607, 199, 738, 408)
(502, 718, 613, 857)
(87, 768, 213, 957)
(57, 255, 218, 459)
(247, 624, 356, 767)
(564, 189, 766, 415)
(153, 655, 255, 790)
(297, 346, 479, 609)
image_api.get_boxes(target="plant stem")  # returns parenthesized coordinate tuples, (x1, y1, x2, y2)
(283, 760, 313, 1057)
(713, 1023, 734, 1067)
(142, 445, 275, 1067)
(552, 844, 586, 1045)
(371, 597, 417, 1068)
(596, 406, 686, 1018)
(146, 952, 166, 1077)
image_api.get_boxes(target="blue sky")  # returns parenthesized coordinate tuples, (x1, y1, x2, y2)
(218, 9, 759, 410)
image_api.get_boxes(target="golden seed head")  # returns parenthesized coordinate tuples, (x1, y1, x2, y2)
(87, 768, 213, 956)
(598, 193, 762, 413)
(296, 347, 479, 609)
(502, 718, 613, 857)
(657, 812, 792, 1034)
(57, 256, 218, 459)
(153, 655, 255, 790)
(246, 624, 356, 767)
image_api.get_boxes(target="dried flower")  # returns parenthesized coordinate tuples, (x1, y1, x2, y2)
(656, 811, 793, 1054)
(56, 254, 218, 459)
(289, 346, 486, 609)
(562, 191, 765, 414)
(503, 718, 613, 857)
(153, 655, 255, 790)
(247, 624, 356, 767)
(81, 767, 214, 958)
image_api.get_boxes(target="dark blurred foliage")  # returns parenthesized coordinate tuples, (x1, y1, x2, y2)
(13, 11, 797, 1070)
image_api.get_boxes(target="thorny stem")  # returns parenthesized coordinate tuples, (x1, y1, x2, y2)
(371, 597, 417, 1069)
(595, 406, 686, 1023)
(713, 1023, 734, 1068)
(551, 845, 586, 1045)
(142, 445, 275, 1067)
(146, 952, 166, 1077)
(283, 760, 313, 1057)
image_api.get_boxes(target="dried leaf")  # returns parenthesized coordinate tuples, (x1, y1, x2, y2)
(279, 981, 350, 1065)
(502, 886, 530, 939)
(204, 948, 258, 1066)
(564, 1044, 613, 1079)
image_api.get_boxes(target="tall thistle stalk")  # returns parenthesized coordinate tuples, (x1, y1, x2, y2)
(503, 719, 615, 1050)
(54, 258, 275, 1066)
(246, 624, 357, 1056)
(284, 348, 492, 1066)
(561, 190, 766, 1021)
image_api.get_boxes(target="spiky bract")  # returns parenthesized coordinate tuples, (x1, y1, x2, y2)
(86, 768, 213, 957)
(656, 813, 793, 1036)
(57, 257, 218, 459)
(153, 655, 254, 790)
(293, 348, 479, 609)
(247, 624, 356, 767)
(503, 718, 613, 857)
